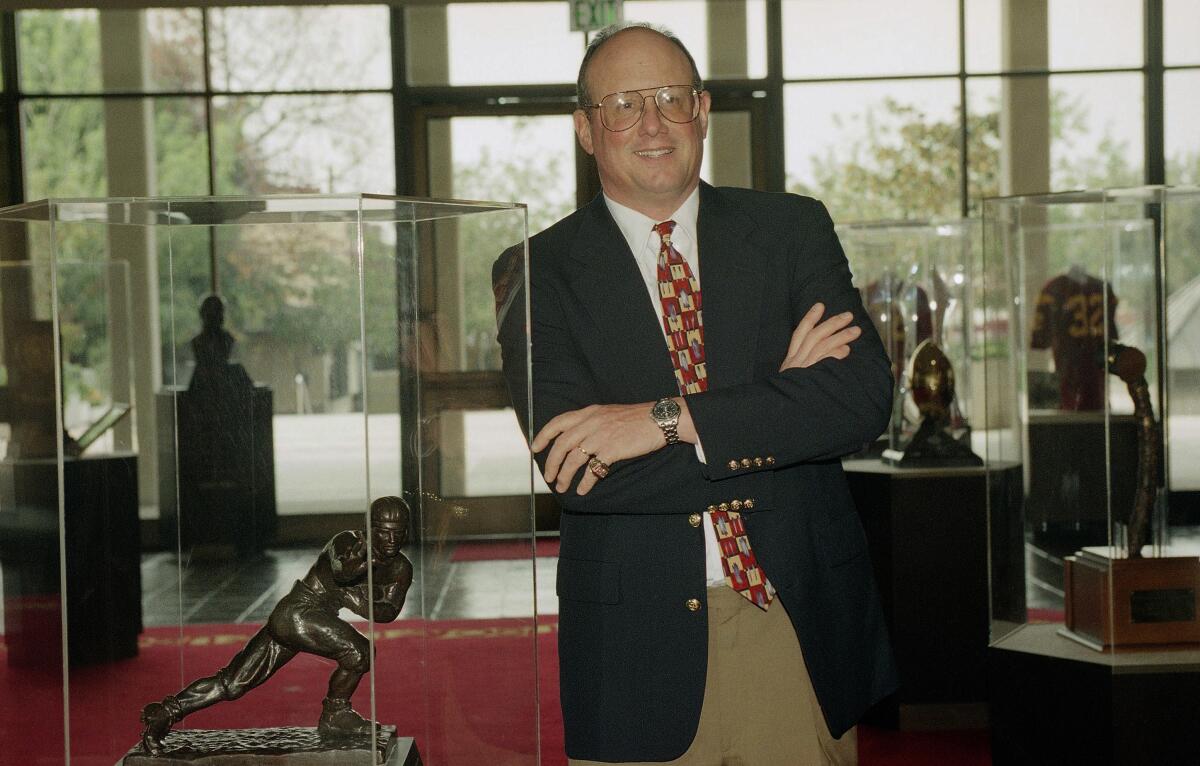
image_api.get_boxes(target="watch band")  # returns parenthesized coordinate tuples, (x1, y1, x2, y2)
(660, 420, 680, 445)
(652, 397, 681, 446)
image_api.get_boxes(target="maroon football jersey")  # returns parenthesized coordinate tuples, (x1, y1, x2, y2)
(1031, 272, 1118, 411)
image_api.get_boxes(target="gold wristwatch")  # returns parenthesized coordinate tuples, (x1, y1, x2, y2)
(651, 397, 681, 445)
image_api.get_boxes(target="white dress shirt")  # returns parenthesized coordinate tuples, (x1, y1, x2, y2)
(604, 188, 727, 587)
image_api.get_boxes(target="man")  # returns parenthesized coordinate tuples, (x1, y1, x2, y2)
(495, 23, 897, 765)
(138, 496, 414, 754)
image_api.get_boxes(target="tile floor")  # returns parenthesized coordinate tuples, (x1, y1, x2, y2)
(139, 543, 559, 627)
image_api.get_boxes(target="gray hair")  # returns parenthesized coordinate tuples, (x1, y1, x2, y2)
(575, 22, 704, 106)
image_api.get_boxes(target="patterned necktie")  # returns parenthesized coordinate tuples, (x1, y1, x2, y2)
(653, 220, 775, 609)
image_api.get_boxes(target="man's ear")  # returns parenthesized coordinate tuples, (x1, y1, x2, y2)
(696, 90, 712, 139)
(574, 109, 595, 156)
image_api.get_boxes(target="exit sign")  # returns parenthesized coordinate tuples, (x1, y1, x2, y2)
(569, 0, 623, 32)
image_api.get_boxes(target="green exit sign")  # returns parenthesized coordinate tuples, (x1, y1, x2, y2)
(569, 0, 623, 32)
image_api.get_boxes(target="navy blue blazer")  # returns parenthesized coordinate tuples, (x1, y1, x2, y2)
(495, 183, 898, 763)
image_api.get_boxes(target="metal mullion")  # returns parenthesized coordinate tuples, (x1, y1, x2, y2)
(1144, 0, 1164, 185)
(391, 6, 411, 196)
(782, 64, 1145, 88)
(202, 7, 217, 290)
(1, 11, 24, 205)
(958, 0, 968, 218)
(765, 0, 784, 192)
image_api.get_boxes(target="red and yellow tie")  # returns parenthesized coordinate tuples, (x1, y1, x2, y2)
(654, 220, 774, 609)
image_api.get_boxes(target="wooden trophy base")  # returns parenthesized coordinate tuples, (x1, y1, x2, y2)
(1063, 549, 1200, 650)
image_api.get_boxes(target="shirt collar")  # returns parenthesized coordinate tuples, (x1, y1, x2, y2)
(604, 186, 701, 258)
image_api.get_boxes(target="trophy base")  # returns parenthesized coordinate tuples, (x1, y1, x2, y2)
(118, 726, 420, 766)
(1064, 550, 1200, 648)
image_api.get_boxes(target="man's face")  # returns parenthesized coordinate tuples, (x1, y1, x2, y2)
(371, 523, 406, 558)
(574, 29, 710, 220)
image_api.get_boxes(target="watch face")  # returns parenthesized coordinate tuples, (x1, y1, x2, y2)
(652, 398, 681, 421)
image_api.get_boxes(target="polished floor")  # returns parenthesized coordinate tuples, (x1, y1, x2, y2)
(139, 543, 559, 627)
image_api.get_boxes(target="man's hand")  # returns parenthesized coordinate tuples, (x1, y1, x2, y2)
(531, 403, 669, 496)
(780, 302, 861, 371)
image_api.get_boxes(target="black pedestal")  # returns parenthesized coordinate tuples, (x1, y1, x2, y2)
(989, 623, 1200, 765)
(0, 453, 141, 667)
(157, 386, 276, 554)
(844, 458, 1023, 729)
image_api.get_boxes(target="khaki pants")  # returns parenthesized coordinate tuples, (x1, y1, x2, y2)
(569, 586, 857, 766)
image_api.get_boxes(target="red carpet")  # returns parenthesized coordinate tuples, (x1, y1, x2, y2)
(2, 617, 559, 766)
(3, 617, 989, 765)
(450, 538, 561, 562)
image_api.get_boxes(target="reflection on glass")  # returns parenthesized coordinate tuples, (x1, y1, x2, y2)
(1164, 192, 1200, 493)
(782, 0, 957, 79)
(208, 6, 391, 91)
(1166, 71, 1200, 186)
(1047, 73, 1143, 190)
(784, 79, 961, 221)
(211, 94, 394, 195)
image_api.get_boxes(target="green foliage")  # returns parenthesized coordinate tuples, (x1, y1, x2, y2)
(452, 118, 574, 370)
(17, 10, 101, 94)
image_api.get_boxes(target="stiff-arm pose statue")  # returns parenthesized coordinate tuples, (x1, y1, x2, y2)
(139, 496, 414, 754)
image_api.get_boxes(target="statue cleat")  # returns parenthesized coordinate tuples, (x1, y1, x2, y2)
(318, 699, 373, 741)
(139, 700, 176, 754)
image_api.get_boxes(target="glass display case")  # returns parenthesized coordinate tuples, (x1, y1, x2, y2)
(0, 195, 535, 765)
(982, 186, 1200, 653)
(839, 219, 981, 465)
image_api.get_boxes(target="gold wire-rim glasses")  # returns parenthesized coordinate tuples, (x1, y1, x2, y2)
(579, 84, 702, 132)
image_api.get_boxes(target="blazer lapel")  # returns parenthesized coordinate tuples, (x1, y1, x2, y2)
(696, 183, 762, 389)
(565, 196, 679, 401)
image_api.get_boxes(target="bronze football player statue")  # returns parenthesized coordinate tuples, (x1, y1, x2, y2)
(138, 496, 415, 755)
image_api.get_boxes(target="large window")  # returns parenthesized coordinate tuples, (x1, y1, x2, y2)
(6, 1, 1197, 515)
(780, 0, 1175, 223)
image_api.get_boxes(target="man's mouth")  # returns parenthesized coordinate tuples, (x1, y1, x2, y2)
(635, 148, 674, 158)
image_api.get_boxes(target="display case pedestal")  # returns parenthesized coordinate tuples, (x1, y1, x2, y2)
(0, 453, 141, 667)
(989, 623, 1200, 765)
(844, 458, 1022, 729)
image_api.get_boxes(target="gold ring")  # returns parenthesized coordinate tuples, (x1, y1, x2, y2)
(588, 456, 610, 479)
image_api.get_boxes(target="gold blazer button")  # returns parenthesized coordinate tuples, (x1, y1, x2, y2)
(686, 598, 702, 612)
(727, 460, 739, 470)
(688, 512, 702, 527)
(740, 458, 752, 468)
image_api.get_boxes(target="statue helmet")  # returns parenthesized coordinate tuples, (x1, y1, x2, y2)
(370, 496, 410, 530)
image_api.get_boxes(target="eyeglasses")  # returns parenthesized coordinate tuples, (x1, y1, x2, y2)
(580, 84, 701, 132)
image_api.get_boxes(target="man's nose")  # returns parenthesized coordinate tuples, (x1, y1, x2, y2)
(639, 96, 665, 135)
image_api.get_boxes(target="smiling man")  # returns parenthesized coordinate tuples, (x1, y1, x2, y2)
(495, 23, 897, 765)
